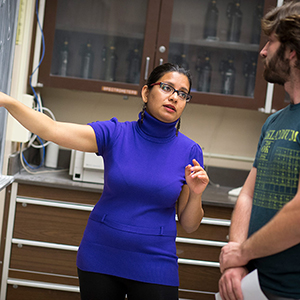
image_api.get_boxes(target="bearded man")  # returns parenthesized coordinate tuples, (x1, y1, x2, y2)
(218, 2, 300, 300)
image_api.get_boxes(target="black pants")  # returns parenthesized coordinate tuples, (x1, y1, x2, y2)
(77, 268, 179, 300)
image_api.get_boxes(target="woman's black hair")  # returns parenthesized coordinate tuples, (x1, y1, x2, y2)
(146, 63, 192, 93)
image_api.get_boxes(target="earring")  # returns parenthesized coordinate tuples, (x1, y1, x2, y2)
(176, 118, 181, 136)
(141, 103, 147, 124)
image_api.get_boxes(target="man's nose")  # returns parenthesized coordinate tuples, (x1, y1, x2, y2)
(260, 42, 269, 58)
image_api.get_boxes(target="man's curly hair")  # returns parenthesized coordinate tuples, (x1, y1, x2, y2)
(262, 1, 300, 68)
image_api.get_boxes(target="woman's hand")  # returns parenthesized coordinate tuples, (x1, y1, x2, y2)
(185, 159, 209, 195)
(176, 160, 209, 233)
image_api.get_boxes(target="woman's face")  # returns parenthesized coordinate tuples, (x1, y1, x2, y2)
(142, 71, 189, 123)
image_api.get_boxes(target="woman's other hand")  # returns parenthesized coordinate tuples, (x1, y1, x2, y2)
(185, 159, 209, 195)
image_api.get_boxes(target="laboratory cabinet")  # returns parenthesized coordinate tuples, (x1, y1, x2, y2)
(34, 0, 278, 110)
(0, 179, 233, 299)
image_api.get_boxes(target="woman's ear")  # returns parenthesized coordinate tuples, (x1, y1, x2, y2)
(141, 85, 149, 104)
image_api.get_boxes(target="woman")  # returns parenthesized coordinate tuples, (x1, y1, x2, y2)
(0, 63, 209, 299)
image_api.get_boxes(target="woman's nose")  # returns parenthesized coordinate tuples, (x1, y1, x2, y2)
(169, 91, 179, 102)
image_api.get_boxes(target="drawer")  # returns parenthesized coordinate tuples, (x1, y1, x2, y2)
(202, 204, 233, 220)
(179, 264, 221, 292)
(177, 222, 230, 242)
(6, 284, 80, 300)
(13, 201, 91, 245)
(10, 244, 78, 278)
(176, 242, 222, 262)
(18, 184, 101, 205)
(9, 269, 79, 287)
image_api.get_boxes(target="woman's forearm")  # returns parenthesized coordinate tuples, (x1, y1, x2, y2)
(178, 186, 204, 233)
(2, 93, 56, 141)
(1, 92, 98, 152)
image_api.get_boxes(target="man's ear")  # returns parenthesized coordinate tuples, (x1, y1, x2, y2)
(289, 48, 297, 60)
(141, 85, 149, 104)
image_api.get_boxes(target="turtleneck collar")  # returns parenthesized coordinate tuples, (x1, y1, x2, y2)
(136, 111, 178, 143)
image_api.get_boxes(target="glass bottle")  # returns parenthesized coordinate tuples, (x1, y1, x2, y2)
(197, 53, 212, 92)
(105, 46, 118, 82)
(203, 0, 219, 40)
(100, 46, 107, 80)
(127, 47, 141, 84)
(80, 41, 94, 79)
(220, 56, 236, 95)
(244, 59, 257, 97)
(226, 0, 243, 42)
(251, 3, 263, 44)
(58, 38, 69, 76)
(180, 53, 189, 70)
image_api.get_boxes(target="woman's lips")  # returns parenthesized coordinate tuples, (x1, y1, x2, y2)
(163, 104, 176, 112)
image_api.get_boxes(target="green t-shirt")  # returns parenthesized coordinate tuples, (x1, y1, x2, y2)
(248, 103, 300, 298)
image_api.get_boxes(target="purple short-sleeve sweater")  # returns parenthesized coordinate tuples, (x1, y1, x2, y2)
(76, 111, 203, 286)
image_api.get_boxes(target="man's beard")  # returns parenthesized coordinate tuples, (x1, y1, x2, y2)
(263, 46, 290, 85)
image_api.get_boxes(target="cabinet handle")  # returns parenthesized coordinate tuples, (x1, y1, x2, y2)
(144, 57, 150, 80)
(159, 58, 163, 65)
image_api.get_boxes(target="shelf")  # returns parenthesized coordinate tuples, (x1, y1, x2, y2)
(170, 38, 260, 52)
(55, 26, 145, 41)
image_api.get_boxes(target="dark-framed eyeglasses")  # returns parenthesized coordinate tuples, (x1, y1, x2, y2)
(150, 82, 192, 102)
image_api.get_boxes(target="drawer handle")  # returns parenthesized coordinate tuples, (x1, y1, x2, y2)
(178, 258, 220, 268)
(201, 217, 231, 226)
(176, 237, 227, 247)
(7, 279, 80, 293)
(12, 238, 79, 251)
(17, 197, 94, 211)
(176, 215, 231, 226)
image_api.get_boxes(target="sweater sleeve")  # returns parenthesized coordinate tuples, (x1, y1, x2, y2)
(189, 143, 204, 168)
(88, 118, 119, 156)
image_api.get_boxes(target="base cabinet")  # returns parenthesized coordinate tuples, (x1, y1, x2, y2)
(0, 182, 98, 300)
(1, 181, 232, 299)
(177, 204, 232, 299)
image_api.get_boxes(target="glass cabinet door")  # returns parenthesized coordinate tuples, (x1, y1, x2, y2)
(51, 0, 148, 84)
(38, 0, 163, 95)
(167, 0, 269, 108)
